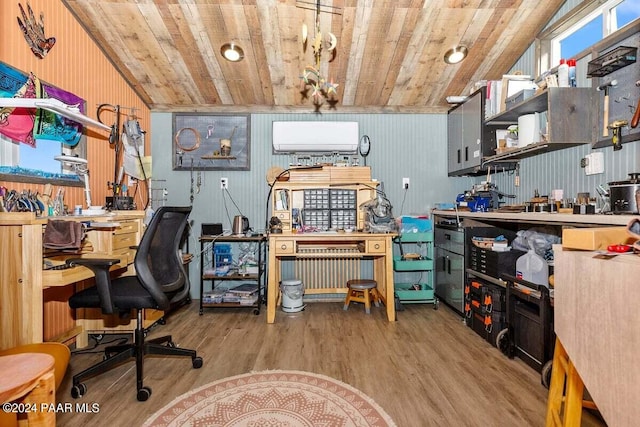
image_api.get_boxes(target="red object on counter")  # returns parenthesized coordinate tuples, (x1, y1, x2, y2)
(607, 244, 632, 253)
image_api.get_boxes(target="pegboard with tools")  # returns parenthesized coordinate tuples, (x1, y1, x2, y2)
(590, 27, 640, 149)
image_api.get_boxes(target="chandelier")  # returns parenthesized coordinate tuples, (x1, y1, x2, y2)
(299, 0, 339, 106)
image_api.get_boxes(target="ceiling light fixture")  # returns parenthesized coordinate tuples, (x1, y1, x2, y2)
(221, 43, 244, 62)
(444, 46, 468, 64)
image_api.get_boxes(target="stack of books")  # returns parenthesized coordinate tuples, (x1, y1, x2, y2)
(223, 283, 259, 305)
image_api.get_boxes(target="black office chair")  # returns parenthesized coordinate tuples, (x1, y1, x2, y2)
(67, 206, 202, 401)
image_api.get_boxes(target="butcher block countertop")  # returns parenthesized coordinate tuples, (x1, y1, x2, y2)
(432, 210, 637, 226)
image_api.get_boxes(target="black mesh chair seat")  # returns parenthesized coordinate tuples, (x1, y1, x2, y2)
(66, 206, 202, 402)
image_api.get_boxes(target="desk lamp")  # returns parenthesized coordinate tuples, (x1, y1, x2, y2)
(54, 155, 91, 210)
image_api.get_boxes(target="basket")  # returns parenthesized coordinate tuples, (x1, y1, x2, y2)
(471, 238, 495, 249)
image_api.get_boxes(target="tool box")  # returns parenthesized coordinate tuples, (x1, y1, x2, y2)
(496, 275, 555, 387)
(465, 279, 507, 347)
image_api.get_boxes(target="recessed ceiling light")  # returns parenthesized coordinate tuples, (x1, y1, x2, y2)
(221, 43, 244, 62)
(444, 46, 468, 64)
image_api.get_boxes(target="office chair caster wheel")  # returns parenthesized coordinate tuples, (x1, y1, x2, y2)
(166, 341, 176, 348)
(433, 298, 439, 310)
(71, 383, 87, 399)
(192, 356, 203, 369)
(137, 386, 152, 402)
(157, 317, 166, 325)
(253, 309, 260, 315)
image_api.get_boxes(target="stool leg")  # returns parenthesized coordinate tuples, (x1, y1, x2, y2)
(371, 288, 381, 307)
(364, 289, 371, 314)
(343, 289, 353, 311)
(545, 337, 585, 427)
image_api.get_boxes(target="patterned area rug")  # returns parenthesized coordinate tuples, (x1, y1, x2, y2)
(143, 370, 397, 427)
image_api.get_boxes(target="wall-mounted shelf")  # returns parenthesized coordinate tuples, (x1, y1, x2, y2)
(485, 87, 593, 159)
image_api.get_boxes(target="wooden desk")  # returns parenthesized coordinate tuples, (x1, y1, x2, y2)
(0, 353, 55, 427)
(553, 244, 640, 426)
(267, 232, 396, 323)
(0, 211, 146, 350)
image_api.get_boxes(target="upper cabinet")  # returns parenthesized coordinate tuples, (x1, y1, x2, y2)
(483, 87, 594, 163)
(447, 87, 497, 176)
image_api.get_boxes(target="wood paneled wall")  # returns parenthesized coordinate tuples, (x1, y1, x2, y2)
(0, 0, 150, 209)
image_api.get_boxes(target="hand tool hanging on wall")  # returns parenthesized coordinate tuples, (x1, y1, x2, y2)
(609, 120, 628, 151)
(597, 80, 617, 137)
(631, 80, 640, 129)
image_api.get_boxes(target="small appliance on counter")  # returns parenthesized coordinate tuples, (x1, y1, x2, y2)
(456, 182, 515, 212)
(607, 173, 640, 214)
(232, 215, 250, 235)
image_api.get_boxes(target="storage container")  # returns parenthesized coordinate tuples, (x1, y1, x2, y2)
(515, 249, 549, 287)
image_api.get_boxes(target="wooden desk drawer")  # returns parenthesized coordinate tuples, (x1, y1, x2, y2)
(366, 239, 386, 253)
(274, 212, 290, 221)
(113, 220, 139, 235)
(274, 240, 295, 255)
(113, 233, 137, 250)
(113, 247, 136, 264)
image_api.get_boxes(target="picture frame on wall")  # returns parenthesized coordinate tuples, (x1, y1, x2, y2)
(172, 113, 250, 171)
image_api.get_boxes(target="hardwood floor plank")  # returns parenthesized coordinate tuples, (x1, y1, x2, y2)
(56, 302, 604, 426)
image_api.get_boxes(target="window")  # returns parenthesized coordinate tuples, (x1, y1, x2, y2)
(0, 61, 87, 185)
(538, 0, 640, 73)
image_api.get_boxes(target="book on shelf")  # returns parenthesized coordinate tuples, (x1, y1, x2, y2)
(227, 283, 259, 295)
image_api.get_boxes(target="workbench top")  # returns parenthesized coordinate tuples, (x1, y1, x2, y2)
(432, 210, 637, 226)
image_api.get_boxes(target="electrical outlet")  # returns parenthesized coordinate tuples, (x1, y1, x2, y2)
(402, 177, 410, 189)
(585, 152, 604, 175)
(220, 177, 228, 189)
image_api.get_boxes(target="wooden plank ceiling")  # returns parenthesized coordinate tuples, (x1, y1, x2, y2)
(62, 0, 565, 113)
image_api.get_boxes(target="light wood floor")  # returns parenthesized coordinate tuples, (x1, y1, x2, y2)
(57, 301, 604, 426)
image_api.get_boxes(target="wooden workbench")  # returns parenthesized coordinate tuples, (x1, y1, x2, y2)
(0, 211, 149, 350)
(553, 243, 640, 426)
(267, 232, 396, 323)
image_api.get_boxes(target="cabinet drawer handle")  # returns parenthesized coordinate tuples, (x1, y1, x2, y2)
(280, 244, 288, 250)
(374, 243, 380, 250)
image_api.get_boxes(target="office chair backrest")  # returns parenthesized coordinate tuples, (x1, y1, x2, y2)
(134, 206, 192, 311)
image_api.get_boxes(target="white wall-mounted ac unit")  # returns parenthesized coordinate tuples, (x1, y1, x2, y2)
(272, 121, 359, 154)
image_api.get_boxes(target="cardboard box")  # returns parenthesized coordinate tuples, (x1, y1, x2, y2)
(562, 227, 634, 250)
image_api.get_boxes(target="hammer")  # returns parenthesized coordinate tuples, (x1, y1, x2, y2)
(597, 79, 617, 137)
(631, 80, 640, 129)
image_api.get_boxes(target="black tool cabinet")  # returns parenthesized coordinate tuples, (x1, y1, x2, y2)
(464, 225, 523, 347)
(198, 235, 266, 315)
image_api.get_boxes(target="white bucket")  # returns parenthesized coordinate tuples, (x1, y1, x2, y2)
(280, 279, 305, 313)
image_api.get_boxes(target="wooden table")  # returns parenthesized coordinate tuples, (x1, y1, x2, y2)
(0, 353, 56, 426)
(267, 232, 396, 323)
(553, 244, 640, 426)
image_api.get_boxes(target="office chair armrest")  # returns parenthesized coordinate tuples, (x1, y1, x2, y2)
(66, 258, 120, 268)
(66, 258, 120, 314)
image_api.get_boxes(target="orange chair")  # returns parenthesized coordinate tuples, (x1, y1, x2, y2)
(0, 343, 70, 427)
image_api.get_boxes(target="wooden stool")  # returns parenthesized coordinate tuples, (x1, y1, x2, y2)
(0, 353, 56, 427)
(545, 337, 598, 427)
(343, 279, 381, 314)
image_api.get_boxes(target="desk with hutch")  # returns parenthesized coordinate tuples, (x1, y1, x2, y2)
(266, 166, 396, 323)
(0, 211, 158, 350)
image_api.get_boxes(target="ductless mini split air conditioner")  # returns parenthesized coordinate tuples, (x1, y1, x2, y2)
(272, 121, 359, 154)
